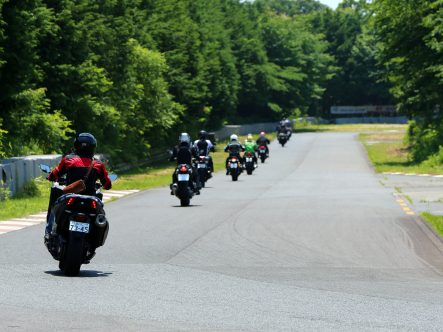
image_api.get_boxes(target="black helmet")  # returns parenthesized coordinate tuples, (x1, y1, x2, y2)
(74, 133, 97, 157)
(199, 130, 208, 140)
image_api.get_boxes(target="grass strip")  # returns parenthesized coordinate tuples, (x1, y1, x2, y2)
(0, 178, 50, 221)
(421, 212, 443, 237)
(360, 134, 443, 175)
(294, 123, 407, 133)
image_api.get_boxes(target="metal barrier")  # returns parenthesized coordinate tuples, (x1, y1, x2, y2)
(213, 122, 278, 141)
(0, 155, 61, 197)
(335, 116, 408, 124)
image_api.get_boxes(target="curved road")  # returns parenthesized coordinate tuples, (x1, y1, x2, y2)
(1, 132, 442, 331)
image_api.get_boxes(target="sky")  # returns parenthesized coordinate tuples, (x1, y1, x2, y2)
(318, 0, 341, 9)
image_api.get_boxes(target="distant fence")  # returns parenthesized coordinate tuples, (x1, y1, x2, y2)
(0, 155, 61, 197)
(213, 122, 278, 140)
(334, 116, 407, 124)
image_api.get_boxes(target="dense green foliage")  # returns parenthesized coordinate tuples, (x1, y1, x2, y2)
(6, 0, 440, 165)
(371, 0, 443, 163)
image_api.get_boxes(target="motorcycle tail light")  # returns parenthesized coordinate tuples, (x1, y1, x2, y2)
(90, 200, 97, 209)
(180, 165, 188, 173)
(232, 158, 237, 162)
(67, 197, 75, 206)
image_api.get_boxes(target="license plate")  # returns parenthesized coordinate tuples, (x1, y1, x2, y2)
(246, 158, 252, 162)
(230, 163, 238, 169)
(69, 221, 90, 233)
(178, 173, 190, 181)
(260, 149, 265, 153)
(197, 163, 206, 168)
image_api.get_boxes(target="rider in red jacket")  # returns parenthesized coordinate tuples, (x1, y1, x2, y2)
(45, 133, 111, 240)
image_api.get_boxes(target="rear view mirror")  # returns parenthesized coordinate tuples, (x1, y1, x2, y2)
(40, 164, 51, 173)
(109, 174, 118, 182)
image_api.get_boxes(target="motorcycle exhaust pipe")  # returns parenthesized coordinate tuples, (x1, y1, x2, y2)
(95, 214, 108, 228)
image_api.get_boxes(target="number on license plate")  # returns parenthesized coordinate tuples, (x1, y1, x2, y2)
(230, 163, 238, 168)
(197, 164, 206, 168)
(178, 174, 190, 181)
(69, 221, 90, 233)
(246, 158, 252, 162)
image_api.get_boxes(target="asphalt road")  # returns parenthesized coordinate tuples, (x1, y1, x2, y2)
(1, 132, 443, 331)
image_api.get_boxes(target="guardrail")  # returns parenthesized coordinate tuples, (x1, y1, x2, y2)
(0, 155, 61, 196)
(214, 122, 278, 140)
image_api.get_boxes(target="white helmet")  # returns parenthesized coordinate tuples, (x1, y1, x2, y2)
(179, 133, 191, 144)
(230, 134, 238, 142)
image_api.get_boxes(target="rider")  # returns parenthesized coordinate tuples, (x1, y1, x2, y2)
(256, 131, 270, 157)
(45, 133, 112, 240)
(244, 134, 258, 168)
(194, 130, 214, 175)
(224, 134, 245, 175)
(283, 118, 293, 138)
(170, 132, 200, 195)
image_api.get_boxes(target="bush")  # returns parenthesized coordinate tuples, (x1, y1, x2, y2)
(406, 120, 443, 163)
(0, 186, 10, 201)
(421, 146, 443, 168)
(16, 180, 41, 198)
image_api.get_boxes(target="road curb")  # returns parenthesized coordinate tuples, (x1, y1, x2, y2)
(394, 193, 443, 252)
(383, 172, 443, 179)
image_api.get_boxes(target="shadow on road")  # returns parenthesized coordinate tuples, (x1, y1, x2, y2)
(44, 270, 113, 278)
(171, 204, 202, 208)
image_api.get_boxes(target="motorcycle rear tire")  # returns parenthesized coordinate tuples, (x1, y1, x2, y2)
(59, 233, 85, 276)
(232, 174, 238, 181)
(180, 197, 190, 207)
(247, 169, 253, 175)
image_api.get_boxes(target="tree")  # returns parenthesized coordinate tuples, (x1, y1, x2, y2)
(0, 0, 72, 155)
(372, 0, 443, 162)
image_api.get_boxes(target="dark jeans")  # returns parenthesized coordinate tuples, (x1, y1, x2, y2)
(207, 156, 214, 172)
(45, 187, 63, 235)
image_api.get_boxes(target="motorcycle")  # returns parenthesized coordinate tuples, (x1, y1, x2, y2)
(258, 145, 268, 163)
(244, 152, 255, 175)
(171, 163, 195, 206)
(40, 164, 117, 276)
(196, 155, 212, 188)
(227, 156, 242, 181)
(278, 132, 288, 147)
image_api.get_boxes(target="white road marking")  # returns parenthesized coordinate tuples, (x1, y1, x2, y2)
(0, 225, 26, 231)
(383, 172, 443, 179)
(11, 218, 45, 223)
(103, 192, 126, 197)
(1, 221, 38, 226)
